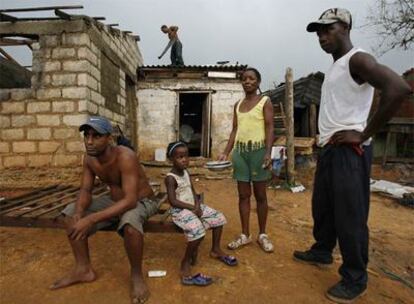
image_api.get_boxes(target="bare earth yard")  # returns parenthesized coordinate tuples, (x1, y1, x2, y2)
(0, 164, 413, 304)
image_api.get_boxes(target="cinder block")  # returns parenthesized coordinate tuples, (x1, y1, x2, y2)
(52, 73, 77, 86)
(43, 61, 61, 72)
(28, 155, 52, 167)
(13, 141, 37, 153)
(1, 102, 25, 114)
(4, 156, 26, 168)
(36, 88, 61, 100)
(62, 114, 88, 126)
(39, 141, 61, 153)
(27, 128, 52, 140)
(53, 128, 76, 139)
(0, 142, 10, 153)
(1, 129, 24, 140)
(64, 33, 90, 46)
(52, 154, 80, 167)
(62, 60, 89, 72)
(37, 114, 61, 126)
(52, 47, 76, 59)
(12, 115, 36, 127)
(66, 141, 85, 152)
(10, 89, 33, 101)
(52, 101, 75, 113)
(27, 101, 51, 113)
(0, 116, 11, 128)
(62, 87, 89, 99)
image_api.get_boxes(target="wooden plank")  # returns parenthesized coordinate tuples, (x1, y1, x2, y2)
(15, 17, 105, 21)
(309, 103, 317, 138)
(0, 6, 84, 13)
(384, 157, 414, 164)
(0, 187, 180, 233)
(274, 136, 315, 148)
(0, 47, 20, 66)
(285, 67, 295, 184)
(0, 185, 64, 211)
(0, 215, 179, 233)
(383, 131, 392, 166)
(0, 185, 57, 207)
(143, 221, 180, 233)
(0, 37, 34, 46)
(0, 185, 74, 215)
(12, 189, 81, 217)
(54, 9, 72, 20)
(31, 191, 108, 218)
(0, 216, 65, 229)
(0, 12, 18, 22)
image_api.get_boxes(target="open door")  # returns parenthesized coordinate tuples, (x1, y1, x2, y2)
(177, 92, 211, 157)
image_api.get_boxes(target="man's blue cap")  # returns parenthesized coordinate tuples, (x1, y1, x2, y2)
(79, 116, 113, 135)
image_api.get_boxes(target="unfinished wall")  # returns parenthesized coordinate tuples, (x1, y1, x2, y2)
(0, 18, 143, 169)
(137, 79, 244, 160)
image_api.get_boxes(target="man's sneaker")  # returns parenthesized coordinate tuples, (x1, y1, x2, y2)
(326, 281, 367, 304)
(293, 250, 333, 267)
(227, 234, 252, 250)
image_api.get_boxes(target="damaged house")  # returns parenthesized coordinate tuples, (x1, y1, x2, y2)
(0, 6, 142, 168)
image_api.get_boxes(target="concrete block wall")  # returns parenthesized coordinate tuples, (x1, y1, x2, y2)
(137, 79, 244, 160)
(0, 19, 143, 169)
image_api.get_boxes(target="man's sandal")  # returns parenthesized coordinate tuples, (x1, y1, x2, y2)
(257, 234, 274, 253)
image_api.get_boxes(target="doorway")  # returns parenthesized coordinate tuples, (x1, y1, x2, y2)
(177, 92, 211, 157)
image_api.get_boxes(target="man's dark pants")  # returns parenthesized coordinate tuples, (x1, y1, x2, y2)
(171, 40, 184, 65)
(310, 144, 372, 287)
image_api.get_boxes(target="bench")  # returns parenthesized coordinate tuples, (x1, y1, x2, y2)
(0, 184, 181, 233)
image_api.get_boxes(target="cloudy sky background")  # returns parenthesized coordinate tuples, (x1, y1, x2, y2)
(2, 0, 413, 89)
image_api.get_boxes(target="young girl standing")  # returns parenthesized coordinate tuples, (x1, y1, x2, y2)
(219, 67, 275, 253)
(165, 141, 237, 286)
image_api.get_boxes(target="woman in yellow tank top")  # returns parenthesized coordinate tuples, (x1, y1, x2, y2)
(219, 68, 275, 253)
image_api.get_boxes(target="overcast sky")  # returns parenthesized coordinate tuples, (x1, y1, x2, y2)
(2, 0, 413, 90)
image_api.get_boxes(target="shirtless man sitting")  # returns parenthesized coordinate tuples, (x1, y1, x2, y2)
(50, 116, 159, 304)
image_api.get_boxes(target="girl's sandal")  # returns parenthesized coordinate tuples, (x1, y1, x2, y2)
(181, 273, 213, 286)
(227, 234, 252, 250)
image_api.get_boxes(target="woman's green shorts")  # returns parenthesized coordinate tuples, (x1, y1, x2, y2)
(232, 148, 271, 182)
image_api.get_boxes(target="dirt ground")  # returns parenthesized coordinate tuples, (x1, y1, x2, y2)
(0, 163, 413, 304)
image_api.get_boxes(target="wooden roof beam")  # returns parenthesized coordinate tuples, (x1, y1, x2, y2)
(0, 47, 22, 67)
(54, 9, 72, 20)
(0, 12, 18, 22)
(0, 5, 83, 13)
(0, 37, 34, 48)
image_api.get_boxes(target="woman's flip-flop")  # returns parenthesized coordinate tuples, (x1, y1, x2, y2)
(212, 254, 238, 266)
(181, 273, 213, 286)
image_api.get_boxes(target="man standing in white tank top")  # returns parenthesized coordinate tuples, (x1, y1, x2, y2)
(293, 8, 412, 304)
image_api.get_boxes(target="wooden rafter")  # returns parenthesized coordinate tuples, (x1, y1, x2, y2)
(0, 37, 34, 50)
(0, 12, 18, 22)
(0, 47, 21, 67)
(0, 5, 84, 13)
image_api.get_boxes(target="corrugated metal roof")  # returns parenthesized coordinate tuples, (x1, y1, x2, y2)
(139, 64, 247, 71)
(264, 72, 324, 108)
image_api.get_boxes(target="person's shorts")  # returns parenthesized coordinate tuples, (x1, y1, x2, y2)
(171, 204, 226, 242)
(61, 195, 161, 237)
(232, 148, 271, 182)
